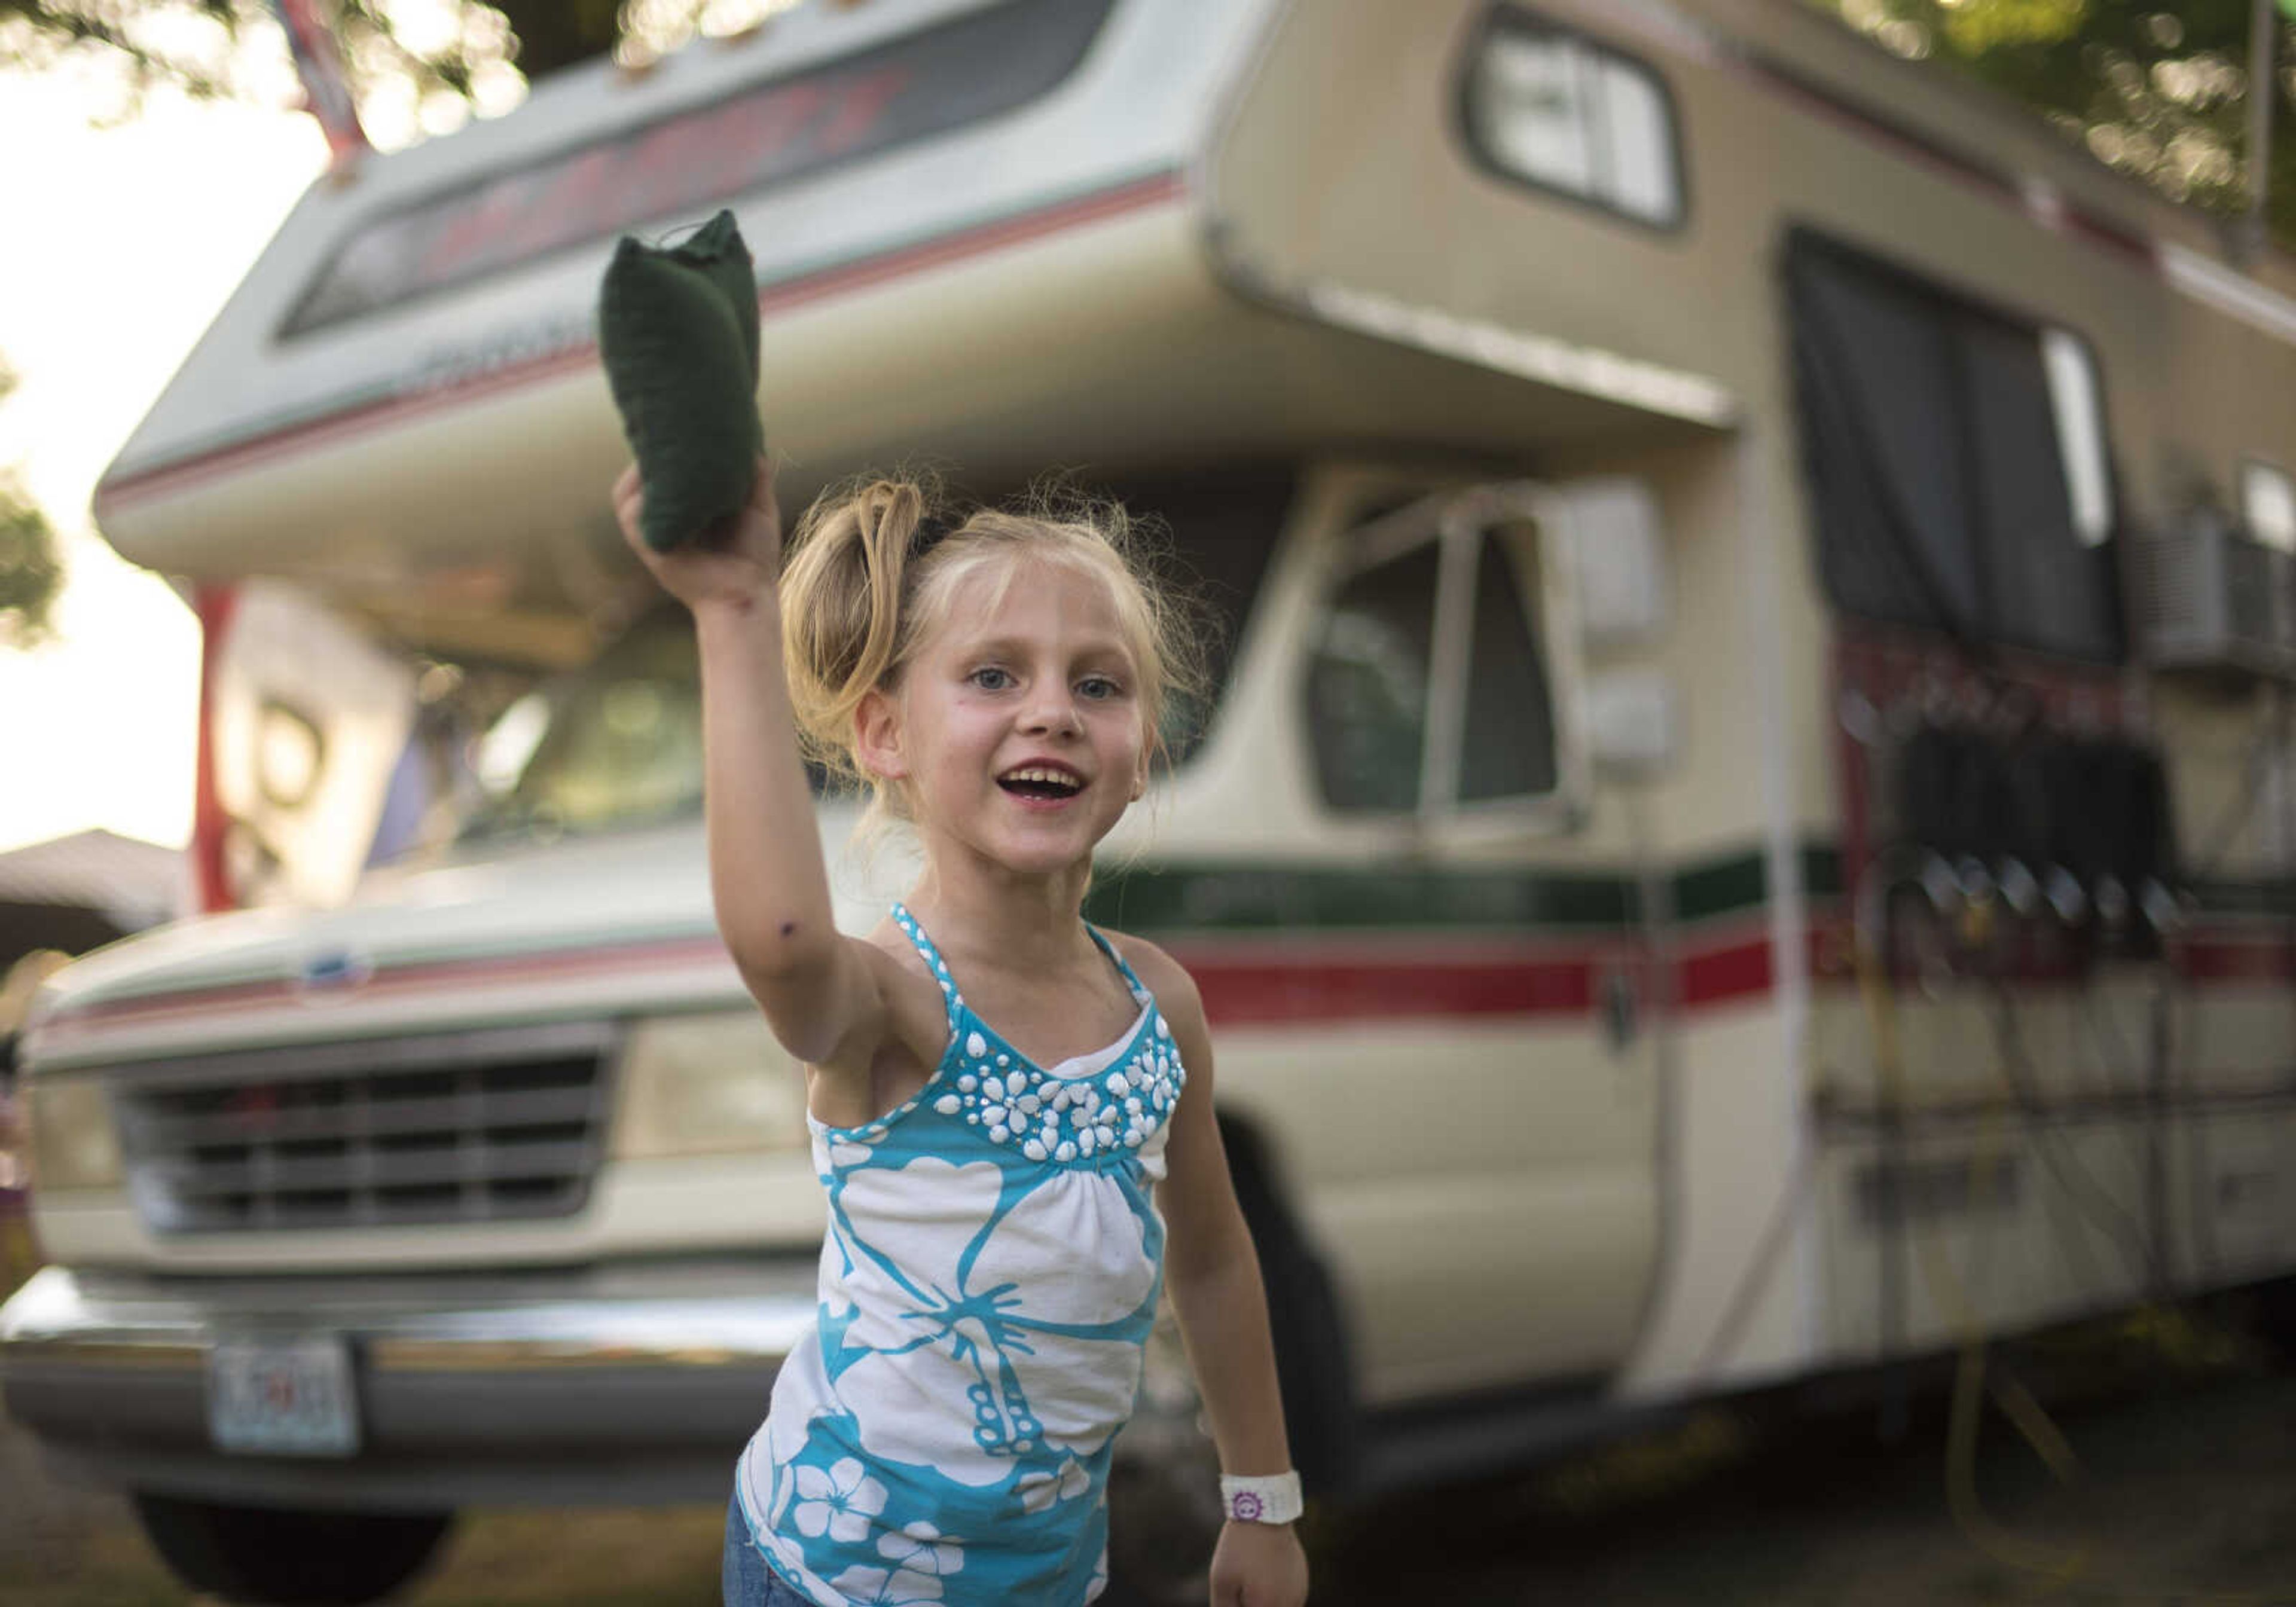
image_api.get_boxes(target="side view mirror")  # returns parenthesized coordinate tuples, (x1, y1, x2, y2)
(1553, 476, 1669, 652)
(1585, 667, 1677, 780)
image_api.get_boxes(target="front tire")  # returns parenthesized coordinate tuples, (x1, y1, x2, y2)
(2254, 1274, 2296, 1362)
(131, 1494, 454, 1606)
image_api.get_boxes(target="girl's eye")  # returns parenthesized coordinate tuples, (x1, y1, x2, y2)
(1077, 676, 1124, 701)
(968, 667, 1015, 692)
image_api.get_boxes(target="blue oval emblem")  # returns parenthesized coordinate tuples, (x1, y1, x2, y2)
(296, 948, 373, 992)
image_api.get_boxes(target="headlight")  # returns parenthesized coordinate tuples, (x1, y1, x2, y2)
(612, 1010, 810, 1160)
(26, 1074, 124, 1190)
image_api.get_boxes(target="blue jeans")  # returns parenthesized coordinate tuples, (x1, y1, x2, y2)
(723, 1494, 812, 1606)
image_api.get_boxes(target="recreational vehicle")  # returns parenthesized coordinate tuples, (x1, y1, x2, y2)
(5, 0, 2294, 1600)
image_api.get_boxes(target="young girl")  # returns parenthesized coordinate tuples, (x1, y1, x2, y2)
(612, 459, 1312, 1607)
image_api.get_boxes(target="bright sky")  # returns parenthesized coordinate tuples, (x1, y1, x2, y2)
(0, 68, 326, 855)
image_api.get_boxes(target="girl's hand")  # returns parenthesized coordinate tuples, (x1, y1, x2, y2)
(610, 456, 783, 612)
(1209, 1519, 1310, 1607)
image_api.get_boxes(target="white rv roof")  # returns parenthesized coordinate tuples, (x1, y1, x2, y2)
(99, 0, 1263, 498)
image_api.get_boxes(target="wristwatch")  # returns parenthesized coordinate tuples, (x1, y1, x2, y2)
(1219, 1471, 1304, 1525)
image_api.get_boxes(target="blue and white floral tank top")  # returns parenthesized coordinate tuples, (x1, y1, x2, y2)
(732, 903, 1188, 1606)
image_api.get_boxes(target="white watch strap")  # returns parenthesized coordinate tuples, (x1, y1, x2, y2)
(1219, 1471, 1303, 1524)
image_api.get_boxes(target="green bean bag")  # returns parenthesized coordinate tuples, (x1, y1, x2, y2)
(597, 209, 764, 551)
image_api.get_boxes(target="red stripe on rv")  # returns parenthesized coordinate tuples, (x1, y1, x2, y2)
(45, 923, 1788, 1041)
(94, 170, 1187, 513)
(2173, 934, 2296, 985)
(1171, 924, 1787, 1025)
(38, 933, 739, 1042)
(44, 918, 2286, 1042)
(1180, 952, 1603, 1023)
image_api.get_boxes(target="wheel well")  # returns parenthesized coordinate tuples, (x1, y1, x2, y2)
(1214, 1111, 1360, 1493)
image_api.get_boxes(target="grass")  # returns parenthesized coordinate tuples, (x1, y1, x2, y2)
(403, 1508, 725, 1606)
(1, 1214, 39, 1304)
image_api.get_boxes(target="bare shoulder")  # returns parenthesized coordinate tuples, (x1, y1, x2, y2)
(847, 918, 953, 1065)
(1104, 931, 1208, 1038)
(857, 915, 929, 979)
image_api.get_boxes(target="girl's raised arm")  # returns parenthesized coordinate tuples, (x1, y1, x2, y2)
(612, 460, 892, 1073)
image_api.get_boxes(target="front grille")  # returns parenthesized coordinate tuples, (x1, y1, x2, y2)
(111, 1021, 619, 1234)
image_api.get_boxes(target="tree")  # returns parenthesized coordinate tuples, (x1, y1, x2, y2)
(1809, 1, 2296, 246)
(0, 360, 62, 649)
(0, 484, 61, 649)
(0, 2, 747, 132)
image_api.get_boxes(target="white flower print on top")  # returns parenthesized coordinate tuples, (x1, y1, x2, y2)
(829, 1563, 945, 1606)
(1013, 1457, 1092, 1513)
(877, 1521, 964, 1579)
(791, 1456, 887, 1544)
(829, 1156, 1157, 1486)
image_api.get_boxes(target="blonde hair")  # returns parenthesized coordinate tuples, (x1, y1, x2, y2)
(778, 472, 1205, 831)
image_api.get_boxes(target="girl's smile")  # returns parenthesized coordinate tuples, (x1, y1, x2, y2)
(995, 757, 1089, 809)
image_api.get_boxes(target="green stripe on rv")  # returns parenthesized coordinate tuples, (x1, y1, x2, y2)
(2187, 879, 2296, 919)
(1083, 844, 1844, 933)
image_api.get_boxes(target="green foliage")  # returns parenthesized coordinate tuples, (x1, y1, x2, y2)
(1, 1, 266, 101)
(1809, 1, 2296, 243)
(0, 352, 60, 649)
(0, 1, 706, 117)
(0, 473, 62, 649)
(0, 1217, 39, 1306)
(1936, 0, 2089, 54)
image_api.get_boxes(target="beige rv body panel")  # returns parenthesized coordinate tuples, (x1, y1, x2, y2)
(1202, 0, 2296, 1390)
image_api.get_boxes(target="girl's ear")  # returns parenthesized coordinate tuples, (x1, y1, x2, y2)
(854, 687, 908, 781)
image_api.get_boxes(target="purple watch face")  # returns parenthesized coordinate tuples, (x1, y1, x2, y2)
(1231, 1491, 1266, 1522)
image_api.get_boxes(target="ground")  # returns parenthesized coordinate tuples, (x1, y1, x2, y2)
(2, 1250, 2291, 1607)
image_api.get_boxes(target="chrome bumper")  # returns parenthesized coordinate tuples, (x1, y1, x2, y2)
(0, 1259, 817, 1510)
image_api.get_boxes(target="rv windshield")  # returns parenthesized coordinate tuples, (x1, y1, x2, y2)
(429, 466, 1293, 853)
(454, 613, 704, 847)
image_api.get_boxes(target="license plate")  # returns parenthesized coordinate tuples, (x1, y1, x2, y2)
(207, 1336, 359, 1457)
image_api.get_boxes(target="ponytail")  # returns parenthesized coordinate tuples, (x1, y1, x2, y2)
(778, 476, 941, 796)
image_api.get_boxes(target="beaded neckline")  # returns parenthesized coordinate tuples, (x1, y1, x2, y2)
(798, 902, 1186, 1164)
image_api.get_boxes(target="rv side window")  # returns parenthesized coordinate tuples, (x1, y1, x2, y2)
(2243, 460, 2296, 554)
(1458, 530, 1558, 802)
(1460, 8, 1686, 230)
(1306, 512, 1562, 815)
(1307, 542, 1442, 812)
(1785, 231, 2123, 663)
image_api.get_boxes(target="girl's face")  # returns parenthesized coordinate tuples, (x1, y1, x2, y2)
(860, 554, 1147, 879)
